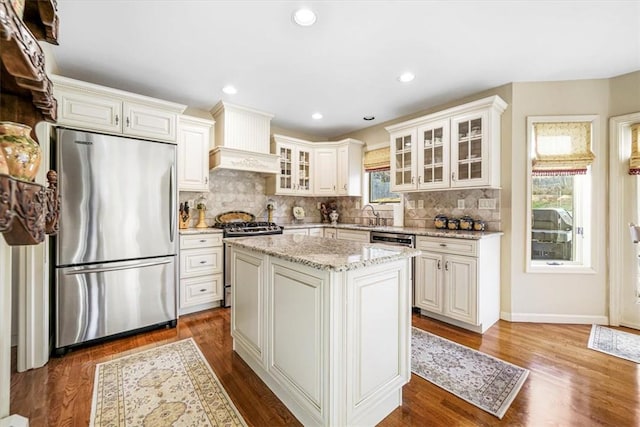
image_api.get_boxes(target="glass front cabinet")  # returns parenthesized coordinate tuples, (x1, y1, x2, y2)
(387, 95, 506, 192)
(275, 141, 313, 195)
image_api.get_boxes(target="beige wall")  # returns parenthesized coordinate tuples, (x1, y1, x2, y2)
(507, 79, 610, 322)
(609, 70, 640, 117)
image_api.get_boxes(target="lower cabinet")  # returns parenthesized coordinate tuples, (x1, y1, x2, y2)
(283, 227, 327, 237)
(324, 228, 337, 239)
(179, 233, 223, 315)
(335, 228, 369, 242)
(414, 235, 500, 333)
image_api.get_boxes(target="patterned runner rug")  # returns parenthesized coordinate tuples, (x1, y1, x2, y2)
(588, 324, 640, 363)
(411, 327, 529, 419)
(90, 338, 246, 426)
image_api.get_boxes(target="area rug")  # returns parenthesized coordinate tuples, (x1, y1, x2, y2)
(587, 324, 640, 363)
(90, 338, 246, 426)
(411, 327, 529, 419)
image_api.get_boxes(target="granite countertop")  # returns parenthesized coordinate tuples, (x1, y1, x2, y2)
(282, 222, 502, 240)
(224, 234, 421, 272)
(179, 228, 223, 235)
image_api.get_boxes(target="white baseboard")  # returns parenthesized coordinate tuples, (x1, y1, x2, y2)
(501, 311, 608, 325)
(619, 320, 640, 330)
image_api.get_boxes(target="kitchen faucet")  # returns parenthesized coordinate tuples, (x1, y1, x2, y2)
(362, 204, 382, 226)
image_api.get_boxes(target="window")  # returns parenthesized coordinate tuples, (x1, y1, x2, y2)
(364, 146, 400, 204)
(368, 170, 400, 203)
(526, 116, 597, 272)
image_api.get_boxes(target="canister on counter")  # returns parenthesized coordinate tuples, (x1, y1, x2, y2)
(434, 214, 448, 229)
(459, 216, 474, 230)
(447, 218, 460, 230)
(473, 219, 486, 231)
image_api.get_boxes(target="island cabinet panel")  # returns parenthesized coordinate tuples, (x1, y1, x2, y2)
(232, 249, 266, 364)
(347, 265, 408, 410)
(269, 262, 326, 416)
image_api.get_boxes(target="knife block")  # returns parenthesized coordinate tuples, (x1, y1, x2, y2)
(179, 212, 190, 229)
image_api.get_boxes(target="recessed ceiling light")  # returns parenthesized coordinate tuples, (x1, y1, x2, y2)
(293, 8, 317, 26)
(312, 112, 323, 120)
(222, 85, 237, 95)
(363, 116, 375, 121)
(398, 72, 415, 83)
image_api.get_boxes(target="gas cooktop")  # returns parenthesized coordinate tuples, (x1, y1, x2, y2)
(212, 221, 283, 237)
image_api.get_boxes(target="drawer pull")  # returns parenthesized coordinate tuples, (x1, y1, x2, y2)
(437, 260, 441, 269)
(199, 288, 206, 292)
(199, 261, 207, 264)
(199, 239, 206, 243)
(445, 261, 449, 271)
(439, 243, 447, 247)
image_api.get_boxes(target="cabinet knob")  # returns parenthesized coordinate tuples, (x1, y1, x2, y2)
(205, 176, 208, 184)
(115, 114, 119, 125)
(199, 288, 206, 292)
(199, 260, 207, 264)
(126, 117, 130, 127)
(437, 260, 441, 269)
(439, 243, 447, 247)
(445, 261, 449, 271)
(343, 184, 347, 190)
(199, 239, 206, 243)
(411, 176, 415, 184)
(451, 172, 456, 181)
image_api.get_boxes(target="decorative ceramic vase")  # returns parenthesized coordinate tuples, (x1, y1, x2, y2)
(0, 122, 41, 182)
(195, 209, 207, 228)
(329, 210, 339, 226)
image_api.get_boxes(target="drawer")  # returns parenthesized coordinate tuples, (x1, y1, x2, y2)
(336, 229, 369, 242)
(180, 274, 223, 308)
(180, 233, 223, 249)
(180, 247, 223, 277)
(416, 236, 477, 256)
(324, 228, 337, 239)
(308, 228, 324, 237)
(283, 228, 309, 235)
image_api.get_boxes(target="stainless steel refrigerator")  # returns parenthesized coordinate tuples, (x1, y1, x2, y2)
(53, 128, 177, 355)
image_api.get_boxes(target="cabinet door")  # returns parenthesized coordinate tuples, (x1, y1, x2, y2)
(336, 144, 349, 195)
(314, 147, 337, 195)
(308, 227, 324, 237)
(450, 111, 489, 187)
(417, 120, 449, 190)
(324, 228, 337, 239)
(177, 120, 211, 191)
(180, 247, 223, 278)
(336, 229, 369, 242)
(390, 129, 417, 191)
(276, 143, 295, 194)
(56, 89, 122, 133)
(283, 228, 309, 235)
(296, 147, 313, 195)
(415, 251, 444, 312)
(124, 102, 177, 142)
(443, 255, 477, 324)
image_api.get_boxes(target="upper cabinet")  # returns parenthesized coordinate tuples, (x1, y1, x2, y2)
(267, 135, 363, 197)
(51, 75, 186, 143)
(178, 116, 214, 192)
(267, 134, 314, 195)
(386, 96, 507, 192)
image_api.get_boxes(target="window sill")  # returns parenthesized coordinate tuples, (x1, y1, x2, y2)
(526, 263, 596, 274)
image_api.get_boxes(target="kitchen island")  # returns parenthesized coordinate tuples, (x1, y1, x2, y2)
(225, 234, 420, 427)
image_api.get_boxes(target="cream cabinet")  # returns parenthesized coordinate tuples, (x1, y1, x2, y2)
(267, 135, 313, 195)
(314, 147, 337, 195)
(336, 140, 364, 196)
(387, 95, 506, 192)
(179, 233, 224, 315)
(178, 116, 213, 192)
(283, 227, 324, 236)
(336, 229, 369, 243)
(324, 228, 337, 239)
(52, 74, 185, 142)
(414, 235, 500, 333)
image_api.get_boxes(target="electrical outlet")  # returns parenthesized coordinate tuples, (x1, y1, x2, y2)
(317, 202, 321, 209)
(355, 201, 361, 209)
(457, 199, 465, 209)
(478, 198, 497, 209)
(408, 200, 416, 209)
(418, 200, 424, 209)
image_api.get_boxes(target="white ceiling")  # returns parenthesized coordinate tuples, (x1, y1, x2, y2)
(51, 1, 640, 138)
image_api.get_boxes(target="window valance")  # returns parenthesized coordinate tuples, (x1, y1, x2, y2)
(363, 147, 390, 172)
(532, 121, 595, 176)
(630, 123, 640, 175)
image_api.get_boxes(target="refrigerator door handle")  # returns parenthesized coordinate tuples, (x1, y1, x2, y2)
(170, 164, 176, 242)
(63, 259, 172, 275)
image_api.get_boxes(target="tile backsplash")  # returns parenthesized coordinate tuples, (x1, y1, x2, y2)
(179, 169, 501, 231)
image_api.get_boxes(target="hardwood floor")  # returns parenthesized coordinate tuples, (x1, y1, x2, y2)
(10, 308, 640, 426)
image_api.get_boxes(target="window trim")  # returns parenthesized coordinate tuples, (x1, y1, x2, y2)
(525, 115, 598, 274)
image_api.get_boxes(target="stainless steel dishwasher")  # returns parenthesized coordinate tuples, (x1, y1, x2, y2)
(370, 231, 417, 307)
